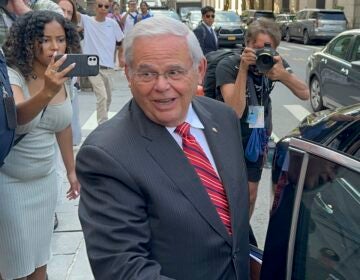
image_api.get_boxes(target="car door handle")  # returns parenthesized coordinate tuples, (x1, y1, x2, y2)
(321, 58, 327, 64)
(340, 68, 349, 75)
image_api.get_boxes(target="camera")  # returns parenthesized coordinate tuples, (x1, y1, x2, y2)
(254, 42, 278, 73)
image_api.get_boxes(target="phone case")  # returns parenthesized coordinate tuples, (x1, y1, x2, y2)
(55, 54, 99, 77)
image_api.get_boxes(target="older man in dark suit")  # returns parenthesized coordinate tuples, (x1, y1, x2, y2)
(193, 6, 218, 55)
(76, 16, 249, 280)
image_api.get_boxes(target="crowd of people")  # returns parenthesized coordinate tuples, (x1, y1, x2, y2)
(0, 1, 310, 279)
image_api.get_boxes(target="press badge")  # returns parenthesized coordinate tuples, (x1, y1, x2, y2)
(247, 106, 264, 128)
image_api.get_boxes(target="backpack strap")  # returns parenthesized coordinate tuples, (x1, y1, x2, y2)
(13, 106, 47, 146)
(246, 76, 259, 106)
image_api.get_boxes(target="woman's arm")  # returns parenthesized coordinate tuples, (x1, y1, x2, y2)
(56, 125, 80, 200)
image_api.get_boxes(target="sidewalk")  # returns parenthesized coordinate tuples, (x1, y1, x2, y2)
(48, 69, 130, 280)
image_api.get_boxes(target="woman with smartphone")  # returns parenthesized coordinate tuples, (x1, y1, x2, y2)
(0, 10, 81, 279)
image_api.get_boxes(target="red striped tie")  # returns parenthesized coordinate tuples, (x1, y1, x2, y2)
(175, 122, 232, 234)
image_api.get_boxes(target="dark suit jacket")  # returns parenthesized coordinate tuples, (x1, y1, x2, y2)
(77, 96, 249, 280)
(194, 23, 218, 55)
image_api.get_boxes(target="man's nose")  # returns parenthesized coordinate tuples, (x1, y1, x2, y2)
(154, 75, 171, 91)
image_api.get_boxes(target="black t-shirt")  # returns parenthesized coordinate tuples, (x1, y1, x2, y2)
(216, 55, 292, 144)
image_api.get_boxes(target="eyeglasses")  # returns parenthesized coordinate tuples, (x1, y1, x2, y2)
(205, 14, 215, 18)
(97, 4, 110, 9)
(132, 68, 191, 83)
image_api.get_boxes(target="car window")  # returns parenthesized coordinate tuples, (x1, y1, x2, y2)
(190, 12, 201, 21)
(297, 11, 306, 20)
(215, 12, 240, 23)
(350, 36, 360, 62)
(291, 154, 360, 280)
(328, 35, 353, 61)
(254, 12, 274, 19)
(309, 11, 318, 19)
(318, 12, 346, 21)
(328, 121, 360, 158)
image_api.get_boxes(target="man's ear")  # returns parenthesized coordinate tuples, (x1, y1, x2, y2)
(124, 65, 131, 83)
(197, 57, 207, 85)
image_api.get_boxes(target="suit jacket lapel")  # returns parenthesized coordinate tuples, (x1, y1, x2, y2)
(132, 100, 233, 245)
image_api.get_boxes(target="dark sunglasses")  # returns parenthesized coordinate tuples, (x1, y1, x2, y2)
(98, 4, 110, 9)
(205, 14, 215, 18)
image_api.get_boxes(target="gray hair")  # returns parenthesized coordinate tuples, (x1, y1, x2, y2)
(123, 16, 204, 68)
(246, 18, 281, 48)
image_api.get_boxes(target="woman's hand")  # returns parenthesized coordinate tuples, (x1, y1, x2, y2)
(66, 170, 80, 200)
(44, 52, 75, 99)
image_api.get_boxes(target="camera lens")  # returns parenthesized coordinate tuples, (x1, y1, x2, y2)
(256, 53, 274, 72)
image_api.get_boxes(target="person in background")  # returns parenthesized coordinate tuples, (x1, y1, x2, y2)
(57, 0, 77, 23)
(193, 6, 218, 55)
(107, 1, 123, 69)
(215, 18, 309, 217)
(0, 10, 81, 279)
(0, 0, 63, 48)
(120, 0, 137, 35)
(58, 0, 82, 146)
(76, 16, 249, 279)
(137, 1, 151, 22)
(77, 0, 124, 125)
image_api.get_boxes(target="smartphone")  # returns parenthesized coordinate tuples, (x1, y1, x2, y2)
(55, 54, 99, 77)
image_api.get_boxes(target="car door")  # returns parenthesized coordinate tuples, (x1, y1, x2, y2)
(259, 137, 360, 280)
(292, 11, 306, 38)
(320, 34, 354, 107)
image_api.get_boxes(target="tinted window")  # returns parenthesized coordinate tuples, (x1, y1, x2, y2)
(309, 11, 318, 19)
(328, 35, 352, 60)
(292, 154, 360, 280)
(350, 36, 360, 62)
(254, 12, 274, 19)
(328, 121, 360, 158)
(318, 12, 346, 20)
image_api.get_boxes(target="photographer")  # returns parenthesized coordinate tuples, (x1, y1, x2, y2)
(216, 18, 309, 217)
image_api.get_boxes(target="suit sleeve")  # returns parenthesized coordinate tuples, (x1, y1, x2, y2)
(193, 26, 205, 53)
(76, 145, 175, 280)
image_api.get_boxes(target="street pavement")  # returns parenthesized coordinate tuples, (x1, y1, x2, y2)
(48, 69, 272, 279)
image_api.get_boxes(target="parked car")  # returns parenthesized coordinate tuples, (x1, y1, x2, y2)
(275, 13, 295, 39)
(150, 8, 181, 21)
(213, 10, 244, 46)
(178, 6, 201, 22)
(250, 103, 360, 280)
(306, 29, 360, 112)
(241, 9, 275, 27)
(284, 9, 347, 45)
(183, 10, 202, 30)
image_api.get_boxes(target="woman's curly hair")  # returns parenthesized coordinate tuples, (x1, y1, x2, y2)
(3, 10, 81, 80)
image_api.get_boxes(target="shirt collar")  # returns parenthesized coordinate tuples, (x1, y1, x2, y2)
(166, 103, 204, 133)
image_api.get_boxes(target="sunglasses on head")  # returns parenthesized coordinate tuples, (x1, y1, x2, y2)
(98, 3, 110, 8)
(205, 14, 215, 18)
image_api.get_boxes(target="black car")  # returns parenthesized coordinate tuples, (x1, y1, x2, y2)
(306, 29, 360, 112)
(251, 104, 360, 280)
(213, 10, 244, 47)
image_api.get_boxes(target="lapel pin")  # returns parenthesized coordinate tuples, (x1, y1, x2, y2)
(212, 127, 218, 133)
